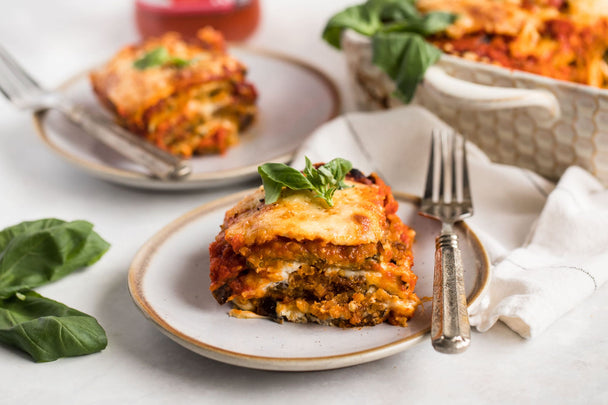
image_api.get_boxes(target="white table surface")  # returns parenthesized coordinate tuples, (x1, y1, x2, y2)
(0, 1, 606, 404)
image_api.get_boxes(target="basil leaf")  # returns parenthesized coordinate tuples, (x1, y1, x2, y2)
(415, 11, 456, 35)
(383, 11, 456, 35)
(377, 0, 420, 22)
(322, 4, 382, 49)
(258, 157, 353, 207)
(322, 0, 450, 48)
(372, 31, 441, 102)
(323, 158, 353, 189)
(322, 0, 455, 103)
(322, 0, 411, 48)
(258, 169, 283, 204)
(0, 219, 110, 299)
(302, 157, 323, 188)
(0, 291, 107, 362)
(169, 57, 191, 68)
(308, 158, 353, 207)
(257, 163, 313, 204)
(133, 46, 191, 70)
(133, 47, 170, 70)
(0, 218, 65, 252)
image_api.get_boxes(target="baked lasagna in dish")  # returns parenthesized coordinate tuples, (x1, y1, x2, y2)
(90, 27, 257, 157)
(209, 168, 421, 327)
(418, 0, 608, 88)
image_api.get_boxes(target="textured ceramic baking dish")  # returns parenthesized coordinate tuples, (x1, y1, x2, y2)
(342, 30, 608, 185)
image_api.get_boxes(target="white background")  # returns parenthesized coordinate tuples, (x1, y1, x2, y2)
(0, 1, 606, 404)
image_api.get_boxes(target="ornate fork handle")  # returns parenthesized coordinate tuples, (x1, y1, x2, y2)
(431, 225, 471, 354)
(57, 101, 191, 180)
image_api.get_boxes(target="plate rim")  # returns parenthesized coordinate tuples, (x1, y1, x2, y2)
(127, 190, 491, 371)
(32, 46, 341, 190)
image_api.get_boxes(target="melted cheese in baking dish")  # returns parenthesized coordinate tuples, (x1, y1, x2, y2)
(419, 0, 608, 88)
(223, 181, 386, 248)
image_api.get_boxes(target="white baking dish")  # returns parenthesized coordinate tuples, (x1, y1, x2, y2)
(341, 30, 608, 185)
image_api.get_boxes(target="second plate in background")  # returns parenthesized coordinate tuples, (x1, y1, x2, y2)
(34, 47, 341, 190)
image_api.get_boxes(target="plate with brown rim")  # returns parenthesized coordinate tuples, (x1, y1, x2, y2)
(128, 190, 490, 371)
(33, 47, 340, 190)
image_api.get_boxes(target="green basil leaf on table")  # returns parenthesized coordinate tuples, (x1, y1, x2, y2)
(0, 218, 65, 250)
(0, 219, 110, 299)
(0, 218, 109, 362)
(0, 291, 107, 362)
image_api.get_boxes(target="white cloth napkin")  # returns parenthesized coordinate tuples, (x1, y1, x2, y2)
(469, 166, 608, 337)
(291, 105, 608, 338)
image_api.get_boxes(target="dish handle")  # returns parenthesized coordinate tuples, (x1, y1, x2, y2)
(422, 66, 561, 118)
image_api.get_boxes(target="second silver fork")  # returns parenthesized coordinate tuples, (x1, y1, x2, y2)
(420, 129, 473, 354)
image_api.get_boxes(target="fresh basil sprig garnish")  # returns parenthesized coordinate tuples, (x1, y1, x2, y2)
(322, 0, 456, 102)
(258, 157, 353, 207)
(133, 46, 192, 70)
(0, 219, 110, 362)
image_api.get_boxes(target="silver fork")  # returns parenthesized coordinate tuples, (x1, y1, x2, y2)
(0, 45, 191, 180)
(420, 129, 473, 354)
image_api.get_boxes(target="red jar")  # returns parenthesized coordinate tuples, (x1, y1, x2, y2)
(135, 0, 260, 42)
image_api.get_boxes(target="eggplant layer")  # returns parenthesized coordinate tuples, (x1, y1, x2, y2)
(228, 264, 419, 327)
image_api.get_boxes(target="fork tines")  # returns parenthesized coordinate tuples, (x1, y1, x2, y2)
(422, 129, 473, 221)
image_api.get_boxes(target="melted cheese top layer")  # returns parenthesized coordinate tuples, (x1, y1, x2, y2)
(223, 181, 386, 248)
(90, 29, 246, 121)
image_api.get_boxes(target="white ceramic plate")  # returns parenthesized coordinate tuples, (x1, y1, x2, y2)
(33, 48, 340, 190)
(128, 191, 490, 371)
